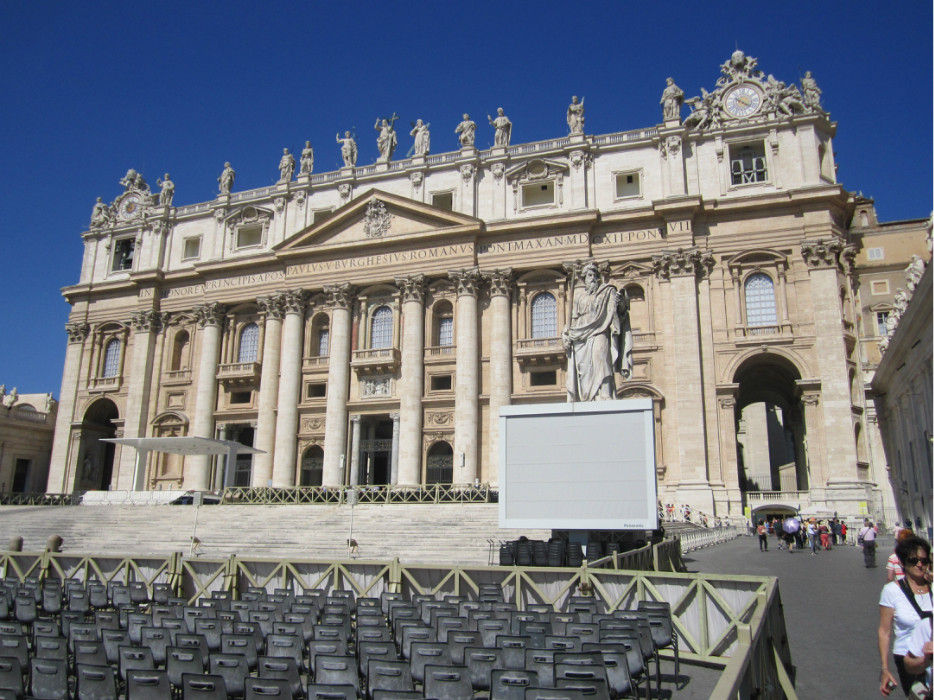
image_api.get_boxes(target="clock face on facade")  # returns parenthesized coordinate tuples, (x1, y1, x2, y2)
(724, 85, 762, 118)
(118, 194, 143, 220)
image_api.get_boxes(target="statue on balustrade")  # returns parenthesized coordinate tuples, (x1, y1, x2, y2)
(218, 162, 236, 194)
(300, 141, 314, 175)
(567, 96, 585, 135)
(455, 114, 476, 148)
(488, 107, 512, 147)
(336, 131, 358, 167)
(563, 262, 633, 402)
(278, 148, 295, 182)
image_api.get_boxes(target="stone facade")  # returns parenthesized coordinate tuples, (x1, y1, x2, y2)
(47, 51, 909, 521)
(1, 390, 57, 493)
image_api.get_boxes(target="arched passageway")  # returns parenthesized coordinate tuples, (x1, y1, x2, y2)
(77, 399, 119, 491)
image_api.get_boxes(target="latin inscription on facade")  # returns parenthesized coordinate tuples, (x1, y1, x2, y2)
(592, 229, 662, 246)
(138, 271, 286, 299)
(477, 233, 589, 255)
(287, 243, 474, 276)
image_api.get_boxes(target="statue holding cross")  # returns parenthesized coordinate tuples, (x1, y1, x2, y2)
(375, 113, 399, 163)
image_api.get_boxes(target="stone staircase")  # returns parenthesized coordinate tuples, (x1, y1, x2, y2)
(0, 503, 552, 566)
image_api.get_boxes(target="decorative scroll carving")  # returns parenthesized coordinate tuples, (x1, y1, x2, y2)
(274, 197, 286, 213)
(338, 183, 352, 200)
(301, 416, 325, 432)
(426, 412, 453, 425)
(324, 283, 356, 310)
(449, 267, 482, 297)
(652, 248, 715, 280)
(66, 322, 90, 343)
(410, 171, 423, 191)
(491, 163, 505, 181)
(129, 310, 162, 333)
(294, 190, 306, 208)
(363, 200, 393, 239)
(395, 274, 427, 304)
(193, 302, 227, 328)
(459, 164, 475, 182)
(800, 238, 844, 269)
(659, 136, 681, 159)
(484, 268, 514, 297)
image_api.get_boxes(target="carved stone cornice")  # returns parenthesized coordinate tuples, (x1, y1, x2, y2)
(280, 289, 309, 315)
(324, 282, 356, 310)
(484, 268, 514, 298)
(652, 248, 715, 280)
(257, 293, 286, 320)
(448, 267, 482, 297)
(65, 322, 90, 344)
(129, 310, 163, 333)
(395, 274, 427, 304)
(800, 238, 848, 270)
(193, 302, 227, 328)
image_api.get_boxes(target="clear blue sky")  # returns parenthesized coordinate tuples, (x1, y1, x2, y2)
(1, 1, 931, 396)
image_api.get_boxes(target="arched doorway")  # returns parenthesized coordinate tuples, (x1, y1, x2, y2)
(300, 445, 324, 486)
(77, 399, 119, 491)
(426, 441, 454, 484)
(733, 355, 808, 500)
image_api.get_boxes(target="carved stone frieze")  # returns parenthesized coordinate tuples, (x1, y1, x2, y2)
(484, 268, 514, 297)
(361, 377, 392, 397)
(66, 322, 90, 343)
(410, 171, 423, 191)
(449, 267, 482, 297)
(363, 200, 393, 239)
(423, 432, 454, 449)
(323, 283, 356, 310)
(294, 190, 306, 208)
(491, 163, 505, 181)
(274, 197, 286, 213)
(129, 310, 163, 333)
(301, 416, 324, 432)
(395, 274, 427, 304)
(280, 289, 309, 315)
(652, 248, 715, 280)
(426, 412, 454, 425)
(659, 136, 681, 159)
(193, 302, 227, 328)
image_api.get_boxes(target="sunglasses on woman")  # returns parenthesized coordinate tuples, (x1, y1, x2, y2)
(907, 556, 931, 566)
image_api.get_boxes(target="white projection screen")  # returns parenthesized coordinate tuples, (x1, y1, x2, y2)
(498, 399, 658, 530)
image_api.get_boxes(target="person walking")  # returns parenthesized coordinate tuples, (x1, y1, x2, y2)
(757, 520, 769, 551)
(807, 519, 819, 555)
(861, 518, 879, 568)
(820, 521, 832, 550)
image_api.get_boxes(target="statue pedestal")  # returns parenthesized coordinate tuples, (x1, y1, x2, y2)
(296, 174, 311, 186)
(375, 162, 390, 172)
(490, 146, 508, 157)
(567, 134, 587, 146)
(663, 118, 683, 129)
(339, 167, 355, 178)
(459, 147, 477, 158)
(410, 156, 426, 167)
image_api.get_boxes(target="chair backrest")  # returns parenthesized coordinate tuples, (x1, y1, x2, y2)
(379, 592, 403, 616)
(544, 635, 581, 653)
(126, 670, 172, 700)
(313, 655, 359, 696)
(75, 640, 109, 669)
(35, 634, 69, 663)
(306, 684, 357, 700)
(232, 621, 264, 653)
(564, 623, 599, 645)
(357, 640, 399, 677)
(257, 656, 303, 699)
(462, 646, 504, 691)
(435, 616, 468, 643)
(554, 678, 610, 700)
(447, 630, 482, 666)
(495, 635, 533, 670)
(244, 678, 292, 700)
(357, 626, 392, 645)
(477, 618, 510, 648)
(578, 644, 632, 699)
(151, 584, 173, 605)
(75, 663, 118, 700)
(366, 659, 414, 700)
(29, 657, 69, 700)
(307, 639, 348, 669)
(69, 622, 99, 652)
(524, 649, 557, 689)
(409, 641, 452, 683)
(0, 633, 29, 667)
(100, 629, 129, 665)
(266, 633, 304, 668)
(422, 664, 473, 700)
(166, 647, 205, 687)
(118, 645, 155, 682)
(491, 669, 540, 700)
(400, 624, 435, 660)
(0, 657, 24, 698)
(175, 634, 210, 666)
(180, 673, 228, 700)
(193, 619, 222, 652)
(209, 652, 251, 697)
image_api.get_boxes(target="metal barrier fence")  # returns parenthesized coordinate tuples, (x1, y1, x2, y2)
(0, 544, 795, 698)
(0, 493, 79, 506)
(677, 526, 745, 553)
(220, 483, 496, 505)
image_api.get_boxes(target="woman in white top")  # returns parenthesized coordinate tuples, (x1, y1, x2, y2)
(879, 536, 933, 696)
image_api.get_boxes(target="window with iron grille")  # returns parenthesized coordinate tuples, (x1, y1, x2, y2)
(238, 323, 259, 363)
(730, 143, 768, 185)
(531, 293, 557, 338)
(102, 339, 121, 378)
(438, 316, 453, 346)
(317, 328, 330, 356)
(744, 273, 777, 327)
(370, 306, 393, 349)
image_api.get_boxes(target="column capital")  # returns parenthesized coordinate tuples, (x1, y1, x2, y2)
(129, 309, 163, 333)
(279, 288, 309, 315)
(350, 414, 362, 425)
(193, 302, 227, 328)
(257, 293, 286, 319)
(652, 247, 715, 280)
(448, 267, 482, 296)
(395, 274, 427, 304)
(65, 322, 90, 343)
(323, 282, 356, 310)
(389, 412, 400, 422)
(801, 237, 856, 272)
(483, 268, 514, 297)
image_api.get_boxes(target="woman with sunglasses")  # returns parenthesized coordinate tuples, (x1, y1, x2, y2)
(879, 535, 933, 696)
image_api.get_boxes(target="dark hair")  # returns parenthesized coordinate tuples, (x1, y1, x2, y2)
(895, 535, 931, 566)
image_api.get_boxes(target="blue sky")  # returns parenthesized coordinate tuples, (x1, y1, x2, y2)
(1, 1, 931, 396)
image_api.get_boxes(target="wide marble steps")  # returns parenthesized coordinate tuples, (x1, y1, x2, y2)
(0, 503, 552, 566)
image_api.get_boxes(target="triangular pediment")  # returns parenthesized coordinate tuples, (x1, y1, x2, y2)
(276, 189, 481, 252)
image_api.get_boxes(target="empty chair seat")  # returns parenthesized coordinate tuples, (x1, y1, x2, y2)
(0, 633, 29, 668)
(496, 635, 533, 670)
(128, 582, 148, 606)
(69, 622, 99, 652)
(565, 623, 599, 646)
(583, 640, 645, 700)
(74, 641, 109, 670)
(34, 635, 68, 664)
(265, 633, 304, 670)
(446, 630, 482, 666)
(356, 626, 392, 646)
(232, 622, 264, 654)
(379, 592, 403, 616)
(422, 664, 473, 700)
(86, 585, 108, 611)
(0, 657, 24, 699)
(180, 673, 227, 700)
(175, 634, 210, 666)
(366, 659, 413, 700)
(75, 664, 118, 700)
(435, 616, 468, 643)
(307, 640, 348, 671)
(524, 649, 558, 689)
(580, 643, 634, 700)
(357, 640, 398, 679)
(193, 619, 223, 652)
(555, 678, 610, 700)
(126, 670, 171, 700)
(477, 618, 510, 648)
(110, 586, 132, 610)
(118, 646, 155, 683)
(221, 633, 259, 671)
(491, 669, 540, 700)
(525, 690, 587, 700)
(100, 629, 129, 665)
(545, 635, 582, 653)
(400, 624, 434, 660)
(93, 611, 120, 635)
(306, 684, 356, 700)
(166, 647, 205, 689)
(637, 602, 678, 684)
(244, 678, 291, 700)
(140, 627, 170, 667)
(151, 584, 173, 606)
(13, 594, 37, 627)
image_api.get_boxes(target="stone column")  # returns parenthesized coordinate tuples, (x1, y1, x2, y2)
(796, 385, 827, 493)
(449, 267, 482, 483)
(322, 283, 356, 485)
(715, 387, 743, 515)
(395, 275, 427, 485)
(348, 415, 362, 486)
(115, 310, 163, 490)
(188, 302, 226, 490)
(252, 294, 284, 486)
(272, 290, 308, 487)
(484, 269, 513, 486)
(48, 322, 90, 492)
(389, 412, 400, 484)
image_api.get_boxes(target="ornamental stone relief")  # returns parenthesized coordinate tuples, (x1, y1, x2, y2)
(66, 322, 90, 343)
(361, 377, 392, 397)
(426, 411, 454, 425)
(363, 200, 393, 239)
(300, 416, 325, 433)
(652, 248, 715, 280)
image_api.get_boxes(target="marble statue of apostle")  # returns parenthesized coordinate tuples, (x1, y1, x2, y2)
(336, 132, 357, 167)
(488, 108, 512, 147)
(278, 148, 295, 182)
(566, 96, 585, 135)
(374, 117, 398, 163)
(800, 71, 822, 111)
(410, 119, 430, 156)
(90, 197, 111, 227)
(157, 174, 175, 206)
(562, 263, 633, 402)
(300, 141, 314, 175)
(218, 162, 236, 194)
(455, 114, 476, 147)
(660, 78, 684, 121)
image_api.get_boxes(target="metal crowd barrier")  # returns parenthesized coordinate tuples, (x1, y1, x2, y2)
(677, 526, 744, 553)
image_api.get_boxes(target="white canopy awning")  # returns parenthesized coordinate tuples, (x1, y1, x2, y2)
(102, 437, 264, 490)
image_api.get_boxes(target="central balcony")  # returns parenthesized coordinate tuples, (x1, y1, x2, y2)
(515, 336, 565, 368)
(216, 362, 261, 387)
(352, 347, 401, 375)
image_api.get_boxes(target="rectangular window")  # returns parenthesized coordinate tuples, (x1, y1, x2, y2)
(432, 192, 454, 211)
(236, 226, 263, 249)
(867, 247, 884, 261)
(182, 237, 201, 260)
(730, 143, 768, 185)
(230, 391, 252, 405)
(615, 172, 642, 199)
(875, 311, 890, 337)
(438, 317, 453, 347)
(522, 182, 555, 208)
(306, 383, 326, 399)
(317, 329, 330, 357)
(430, 375, 453, 392)
(111, 238, 135, 271)
(530, 370, 557, 386)
(313, 209, 334, 224)
(870, 279, 890, 295)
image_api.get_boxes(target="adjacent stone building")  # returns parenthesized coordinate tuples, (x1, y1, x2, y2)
(47, 50, 906, 521)
(1, 389, 57, 494)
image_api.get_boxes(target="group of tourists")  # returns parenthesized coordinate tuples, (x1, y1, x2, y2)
(877, 527, 932, 698)
(755, 515, 848, 552)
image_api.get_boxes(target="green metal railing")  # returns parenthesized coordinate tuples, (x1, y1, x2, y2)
(220, 483, 496, 505)
(0, 546, 796, 698)
(0, 493, 79, 506)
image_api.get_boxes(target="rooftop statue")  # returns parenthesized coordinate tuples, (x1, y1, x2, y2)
(300, 141, 314, 175)
(488, 107, 512, 147)
(156, 174, 175, 206)
(409, 119, 430, 156)
(906, 254, 926, 293)
(763, 75, 804, 117)
(562, 262, 633, 402)
(660, 78, 684, 121)
(120, 168, 150, 195)
(336, 131, 357, 168)
(278, 148, 295, 182)
(90, 197, 112, 228)
(800, 71, 823, 112)
(218, 162, 236, 195)
(374, 114, 399, 163)
(455, 114, 476, 148)
(566, 96, 585, 135)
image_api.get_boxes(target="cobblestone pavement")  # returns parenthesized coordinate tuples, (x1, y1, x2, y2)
(685, 532, 893, 699)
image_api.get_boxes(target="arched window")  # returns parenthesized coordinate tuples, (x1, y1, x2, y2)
(531, 293, 557, 339)
(300, 446, 324, 486)
(426, 441, 454, 484)
(370, 306, 393, 349)
(102, 339, 121, 378)
(744, 273, 777, 327)
(171, 331, 189, 371)
(238, 323, 259, 363)
(433, 301, 454, 347)
(317, 326, 330, 356)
